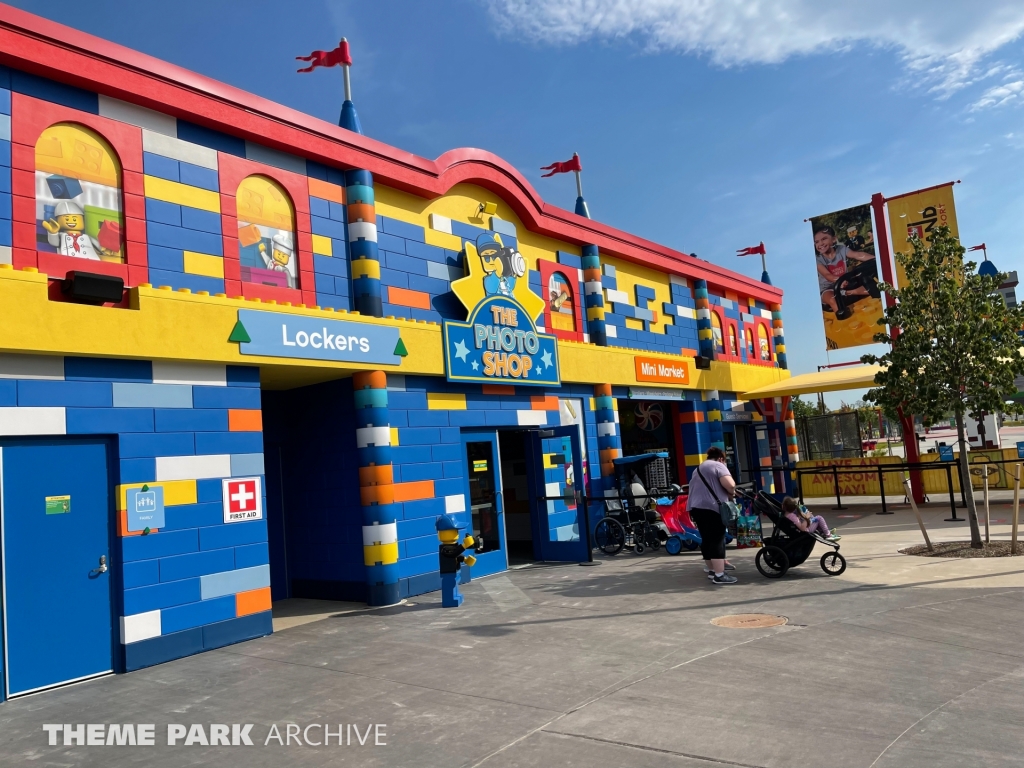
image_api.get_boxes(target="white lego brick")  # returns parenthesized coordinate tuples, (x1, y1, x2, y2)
(0, 114, 10, 142)
(613, 409, 620, 423)
(0, 245, 11, 265)
(720, 299, 734, 310)
(151, 361, 226, 386)
(605, 288, 629, 305)
(602, 264, 616, 277)
(0, 353, 64, 380)
(577, 268, 584, 282)
(584, 280, 602, 295)
(517, 410, 548, 426)
(348, 221, 377, 241)
(605, 324, 618, 338)
(444, 494, 466, 514)
(355, 426, 391, 448)
(669, 274, 688, 286)
(597, 421, 617, 437)
(679, 306, 696, 319)
(244, 141, 308, 175)
(0, 407, 65, 435)
(429, 213, 452, 234)
(489, 216, 517, 238)
(386, 374, 406, 391)
(545, 482, 561, 497)
(761, 309, 773, 319)
(120, 610, 161, 645)
(142, 129, 218, 170)
(583, 333, 590, 343)
(100, 96, 177, 137)
(156, 454, 232, 481)
(362, 522, 398, 546)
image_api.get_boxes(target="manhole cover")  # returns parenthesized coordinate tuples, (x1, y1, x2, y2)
(711, 614, 788, 629)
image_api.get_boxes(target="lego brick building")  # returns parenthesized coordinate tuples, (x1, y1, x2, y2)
(0, 6, 796, 700)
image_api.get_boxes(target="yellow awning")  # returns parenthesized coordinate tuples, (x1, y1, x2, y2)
(739, 364, 883, 399)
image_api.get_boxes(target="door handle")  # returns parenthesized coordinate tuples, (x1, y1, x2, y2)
(92, 555, 108, 575)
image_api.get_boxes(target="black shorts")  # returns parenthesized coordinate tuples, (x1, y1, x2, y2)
(690, 507, 726, 561)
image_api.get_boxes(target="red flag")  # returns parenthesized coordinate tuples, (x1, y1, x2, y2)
(736, 242, 766, 256)
(540, 154, 582, 177)
(296, 40, 352, 73)
(967, 243, 986, 252)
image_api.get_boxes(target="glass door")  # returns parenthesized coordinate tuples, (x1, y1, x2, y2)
(528, 426, 589, 562)
(460, 432, 507, 578)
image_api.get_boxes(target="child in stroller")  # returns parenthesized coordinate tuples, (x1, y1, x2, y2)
(782, 497, 840, 542)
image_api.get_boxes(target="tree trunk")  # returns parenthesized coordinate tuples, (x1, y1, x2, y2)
(955, 410, 984, 547)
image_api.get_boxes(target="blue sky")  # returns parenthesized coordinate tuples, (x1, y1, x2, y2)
(12, 0, 1024, 404)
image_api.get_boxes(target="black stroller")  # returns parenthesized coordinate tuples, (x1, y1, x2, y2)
(738, 489, 846, 578)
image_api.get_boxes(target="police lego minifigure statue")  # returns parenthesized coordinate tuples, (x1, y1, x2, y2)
(436, 514, 478, 608)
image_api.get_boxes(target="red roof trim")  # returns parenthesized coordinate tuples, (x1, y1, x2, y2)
(0, 2, 783, 303)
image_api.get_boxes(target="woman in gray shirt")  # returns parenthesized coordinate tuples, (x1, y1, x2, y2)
(686, 447, 738, 584)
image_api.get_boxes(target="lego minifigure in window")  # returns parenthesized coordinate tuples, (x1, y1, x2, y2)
(42, 201, 113, 260)
(258, 232, 297, 288)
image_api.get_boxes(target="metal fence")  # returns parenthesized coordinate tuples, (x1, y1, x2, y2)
(798, 411, 863, 460)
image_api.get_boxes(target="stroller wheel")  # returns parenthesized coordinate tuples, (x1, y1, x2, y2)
(820, 551, 847, 576)
(594, 518, 626, 556)
(682, 539, 699, 551)
(756, 545, 789, 578)
(665, 536, 683, 555)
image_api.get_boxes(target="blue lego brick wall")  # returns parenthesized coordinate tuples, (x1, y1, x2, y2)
(377, 215, 467, 322)
(0, 354, 272, 679)
(387, 376, 601, 598)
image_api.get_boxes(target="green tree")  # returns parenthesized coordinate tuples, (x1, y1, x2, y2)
(791, 396, 818, 420)
(862, 226, 1024, 547)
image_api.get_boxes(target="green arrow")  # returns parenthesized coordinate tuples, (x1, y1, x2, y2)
(394, 337, 408, 357)
(141, 484, 149, 492)
(228, 319, 251, 343)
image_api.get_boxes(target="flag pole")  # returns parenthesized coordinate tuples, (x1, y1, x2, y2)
(572, 153, 589, 219)
(342, 37, 352, 101)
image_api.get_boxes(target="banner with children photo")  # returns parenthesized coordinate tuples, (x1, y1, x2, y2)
(809, 203, 884, 350)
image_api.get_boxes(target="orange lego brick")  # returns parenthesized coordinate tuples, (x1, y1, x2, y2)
(238, 223, 262, 247)
(530, 395, 559, 411)
(228, 409, 263, 432)
(392, 480, 434, 503)
(360, 484, 395, 506)
(308, 177, 345, 204)
(236, 587, 272, 617)
(359, 464, 394, 486)
(386, 287, 431, 310)
(353, 371, 387, 390)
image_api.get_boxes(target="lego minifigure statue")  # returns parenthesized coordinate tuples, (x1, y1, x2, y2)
(436, 514, 478, 608)
(42, 201, 110, 260)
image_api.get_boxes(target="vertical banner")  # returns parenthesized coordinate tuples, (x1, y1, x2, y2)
(809, 204, 884, 350)
(884, 183, 959, 289)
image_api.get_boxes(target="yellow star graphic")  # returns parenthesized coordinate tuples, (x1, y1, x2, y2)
(450, 233, 545, 324)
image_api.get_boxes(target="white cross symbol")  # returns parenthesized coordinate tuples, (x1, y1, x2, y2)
(231, 484, 255, 510)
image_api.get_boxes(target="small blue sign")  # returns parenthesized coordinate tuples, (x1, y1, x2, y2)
(938, 445, 954, 462)
(443, 295, 560, 387)
(236, 309, 402, 365)
(126, 486, 164, 532)
(1016, 441, 1024, 459)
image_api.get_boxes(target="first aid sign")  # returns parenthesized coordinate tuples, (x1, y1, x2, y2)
(222, 478, 263, 524)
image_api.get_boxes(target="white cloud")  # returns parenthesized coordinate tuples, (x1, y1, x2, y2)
(971, 77, 1024, 110)
(485, 0, 1024, 97)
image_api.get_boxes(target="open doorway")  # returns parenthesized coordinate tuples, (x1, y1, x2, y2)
(497, 430, 535, 565)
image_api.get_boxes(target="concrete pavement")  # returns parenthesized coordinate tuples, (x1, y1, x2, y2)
(1, 503, 1022, 767)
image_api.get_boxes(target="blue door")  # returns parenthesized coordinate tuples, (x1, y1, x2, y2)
(459, 432, 507, 578)
(529, 427, 589, 562)
(1, 439, 114, 697)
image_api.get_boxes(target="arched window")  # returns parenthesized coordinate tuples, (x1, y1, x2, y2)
(745, 328, 755, 358)
(710, 311, 724, 355)
(758, 324, 772, 361)
(236, 175, 297, 289)
(547, 271, 576, 332)
(728, 325, 738, 356)
(35, 123, 124, 262)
